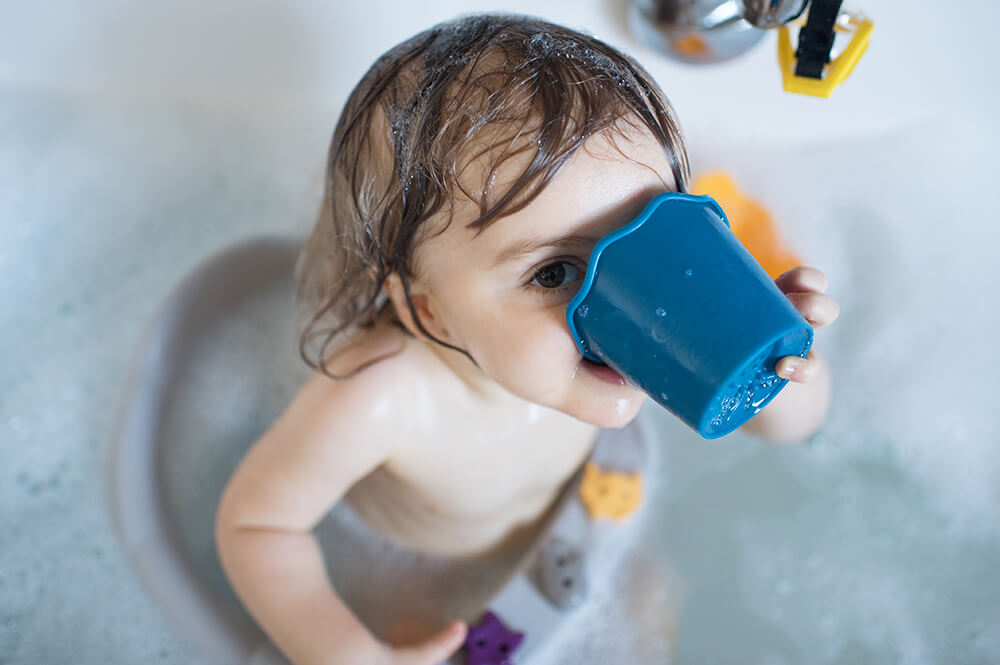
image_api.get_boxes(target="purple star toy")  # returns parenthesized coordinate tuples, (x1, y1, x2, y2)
(463, 610, 525, 665)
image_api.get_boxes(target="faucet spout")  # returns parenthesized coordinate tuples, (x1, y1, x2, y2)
(737, 0, 810, 29)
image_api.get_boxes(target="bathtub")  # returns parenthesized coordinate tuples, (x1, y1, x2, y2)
(2, 0, 998, 663)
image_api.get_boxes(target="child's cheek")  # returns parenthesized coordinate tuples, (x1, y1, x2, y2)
(486, 317, 574, 395)
(511, 318, 576, 379)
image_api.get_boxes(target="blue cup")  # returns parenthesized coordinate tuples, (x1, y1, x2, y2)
(566, 193, 813, 438)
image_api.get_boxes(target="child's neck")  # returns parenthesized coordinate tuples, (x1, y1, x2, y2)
(425, 339, 525, 407)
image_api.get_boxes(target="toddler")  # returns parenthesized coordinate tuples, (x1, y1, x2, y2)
(215, 13, 839, 665)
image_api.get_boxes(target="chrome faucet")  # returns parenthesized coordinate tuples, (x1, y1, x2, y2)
(630, 0, 809, 63)
(629, 0, 873, 96)
(737, 0, 810, 29)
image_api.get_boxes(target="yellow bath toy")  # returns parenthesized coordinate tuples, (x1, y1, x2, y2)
(579, 461, 643, 522)
(691, 172, 802, 279)
(777, 11, 873, 98)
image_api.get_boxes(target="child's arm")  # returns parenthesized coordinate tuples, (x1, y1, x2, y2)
(214, 366, 466, 665)
(739, 266, 840, 444)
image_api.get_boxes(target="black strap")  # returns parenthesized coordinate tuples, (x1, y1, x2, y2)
(795, 0, 844, 79)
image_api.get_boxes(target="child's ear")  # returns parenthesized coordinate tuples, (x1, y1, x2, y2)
(384, 272, 452, 344)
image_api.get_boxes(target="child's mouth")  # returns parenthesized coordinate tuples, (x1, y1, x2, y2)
(581, 358, 626, 386)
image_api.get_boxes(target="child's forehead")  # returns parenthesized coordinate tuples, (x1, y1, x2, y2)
(417, 125, 674, 257)
(451, 121, 665, 214)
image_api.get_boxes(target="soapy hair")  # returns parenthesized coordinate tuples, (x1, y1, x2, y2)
(296, 13, 689, 378)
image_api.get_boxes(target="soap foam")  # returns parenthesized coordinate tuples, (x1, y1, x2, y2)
(674, 111, 1000, 663)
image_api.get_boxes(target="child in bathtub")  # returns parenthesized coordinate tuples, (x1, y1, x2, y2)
(214, 13, 840, 665)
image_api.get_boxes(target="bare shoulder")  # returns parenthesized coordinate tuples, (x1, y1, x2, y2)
(216, 323, 431, 530)
(303, 321, 424, 440)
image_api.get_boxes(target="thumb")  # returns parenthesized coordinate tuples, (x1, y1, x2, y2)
(393, 620, 467, 665)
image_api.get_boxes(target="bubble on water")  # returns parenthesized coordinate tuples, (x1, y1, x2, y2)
(659, 392, 670, 403)
(655, 307, 667, 317)
(684, 269, 694, 278)
(745, 364, 782, 411)
(578, 305, 589, 318)
(711, 383, 747, 428)
(729, 386, 745, 411)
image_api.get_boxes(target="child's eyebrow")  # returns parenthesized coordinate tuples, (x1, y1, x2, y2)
(492, 233, 598, 267)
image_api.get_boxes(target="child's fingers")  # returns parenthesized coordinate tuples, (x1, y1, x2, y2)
(784, 291, 840, 328)
(775, 266, 828, 294)
(775, 350, 819, 383)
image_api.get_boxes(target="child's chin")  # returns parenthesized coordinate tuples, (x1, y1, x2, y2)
(576, 398, 645, 429)
(598, 413, 641, 429)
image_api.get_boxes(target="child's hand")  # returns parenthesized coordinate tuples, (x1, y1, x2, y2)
(375, 619, 467, 665)
(773, 266, 839, 383)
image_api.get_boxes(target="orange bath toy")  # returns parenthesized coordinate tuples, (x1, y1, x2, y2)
(691, 172, 802, 279)
(578, 461, 643, 522)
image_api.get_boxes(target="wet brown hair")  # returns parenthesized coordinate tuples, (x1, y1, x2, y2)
(296, 13, 689, 378)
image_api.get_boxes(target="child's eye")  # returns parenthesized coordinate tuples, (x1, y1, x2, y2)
(527, 260, 583, 291)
